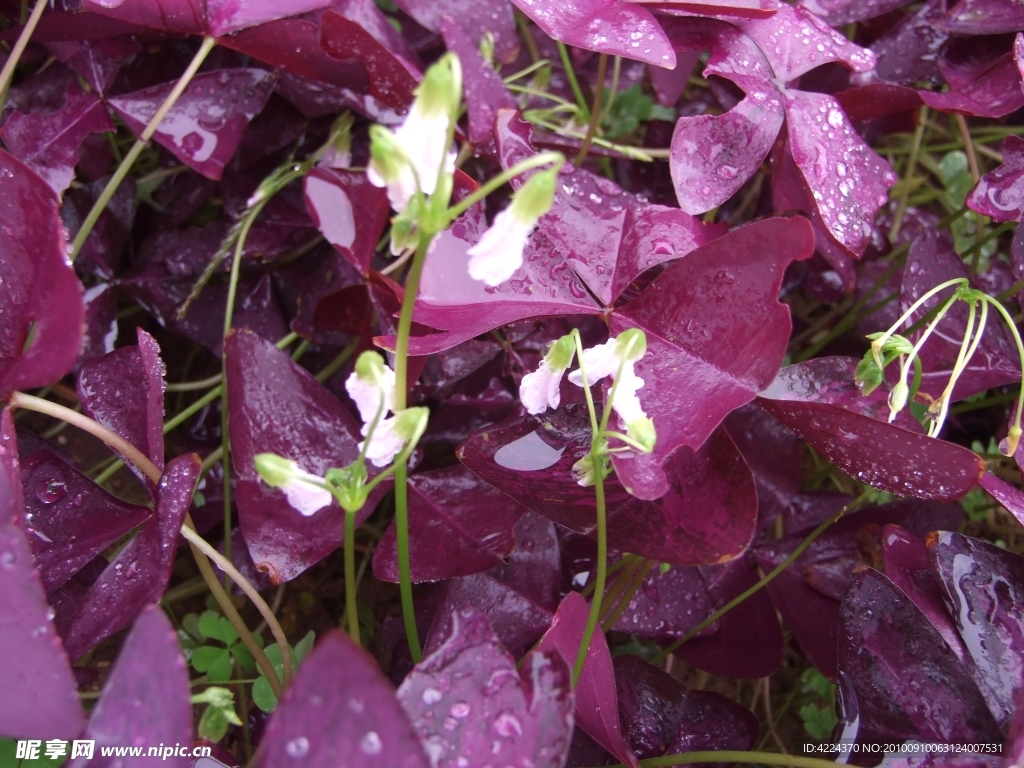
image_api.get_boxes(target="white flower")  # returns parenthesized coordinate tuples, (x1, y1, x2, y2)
(520, 358, 564, 414)
(568, 339, 621, 387)
(608, 365, 646, 425)
(253, 454, 333, 517)
(467, 207, 535, 286)
(566, 330, 653, 436)
(360, 416, 408, 468)
(367, 110, 455, 212)
(345, 361, 396, 425)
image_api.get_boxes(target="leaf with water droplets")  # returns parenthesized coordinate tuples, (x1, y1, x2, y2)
(929, 531, 1024, 728)
(304, 168, 390, 275)
(397, 0, 519, 63)
(836, 567, 1002, 747)
(108, 69, 276, 180)
(0, 409, 84, 739)
(68, 606, 191, 768)
(0, 79, 114, 197)
(867, 0, 948, 87)
(258, 631, 430, 767)
(757, 357, 984, 500)
(534, 591, 638, 767)
(77, 328, 167, 490)
(933, 0, 1024, 35)
(798, 0, 910, 25)
(921, 44, 1024, 118)
(460, 407, 758, 566)
(398, 607, 573, 768)
(19, 450, 151, 594)
(425, 513, 561, 658)
(226, 329, 389, 584)
(62, 453, 199, 662)
(78, 0, 333, 35)
(967, 134, 1024, 222)
(0, 148, 84, 401)
(510, 0, 676, 68)
(609, 216, 813, 491)
(373, 464, 527, 583)
(753, 500, 962, 678)
(978, 471, 1024, 530)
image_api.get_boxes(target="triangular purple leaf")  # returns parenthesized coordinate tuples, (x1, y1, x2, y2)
(108, 69, 276, 180)
(62, 453, 199, 662)
(373, 464, 527, 583)
(0, 409, 84, 739)
(68, 606, 192, 768)
(921, 49, 1024, 119)
(798, 0, 910, 26)
(0, 148, 84, 400)
(398, 607, 573, 768)
(934, 0, 1024, 35)
(257, 631, 430, 768)
(967, 134, 1024, 223)
(396, 0, 519, 62)
(304, 167, 390, 276)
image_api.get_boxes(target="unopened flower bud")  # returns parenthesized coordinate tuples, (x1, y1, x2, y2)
(887, 381, 908, 423)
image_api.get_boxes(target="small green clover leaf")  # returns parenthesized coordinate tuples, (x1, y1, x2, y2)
(192, 687, 243, 742)
(186, 611, 262, 682)
(252, 631, 315, 713)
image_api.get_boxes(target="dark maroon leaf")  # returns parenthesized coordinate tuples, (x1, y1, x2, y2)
(108, 69, 276, 180)
(63, 453, 199, 662)
(398, 607, 573, 768)
(798, 0, 908, 25)
(650, 50, 701, 106)
(329, 0, 422, 67)
(441, 18, 517, 154)
(77, 328, 167, 484)
(753, 500, 962, 678)
(535, 591, 637, 768)
(835, 83, 924, 123)
(0, 148, 84, 400)
(498, 110, 725, 307)
(901, 230, 1021, 402)
(68, 606, 192, 768)
(0, 80, 114, 196)
(425, 512, 561, 657)
(0, 409, 84, 739)
(396, 0, 519, 63)
(510, 0, 675, 68)
(320, 9, 420, 113)
(257, 631, 430, 768)
(666, 689, 760, 759)
(967, 134, 1024, 223)
(921, 50, 1024, 119)
(303, 167, 390, 275)
(978, 471, 1024, 529)
(226, 329, 388, 584)
(208, 0, 336, 36)
(80, 283, 118, 364)
(934, 0, 1024, 35)
(460, 407, 758, 565)
(292, 251, 370, 345)
(45, 37, 141, 96)
(373, 464, 527, 583)
(613, 655, 688, 760)
(867, 0, 948, 87)
(63, 174, 137, 280)
(836, 567, 1002, 748)
(757, 357, 985, 500)
(79, 0, 206, 34)
(610, 216, 812, 480)
(929, 531, 1024, 728)
(19, 450, 151, 594)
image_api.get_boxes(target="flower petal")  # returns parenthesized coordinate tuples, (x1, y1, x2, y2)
(520, 360, 564, 414)
(567, 339, 620, 387)
(345, 366, 396, 425)
(361, 416, 408, 468)
(467, 208, 534, 286)
(281, 473, 333, 517)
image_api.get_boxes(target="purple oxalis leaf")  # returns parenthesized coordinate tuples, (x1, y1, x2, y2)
(62, 453, 199, 662)
(900, 230, 1021, 402)
(292, 250, 371, 346)
(68, 606, 192, 768)
(63, 174, 137, 281)
(836, 567, 1002, 748)
(967, 134, 1024, 223)
(425, 512, 561, 657)
(373, 464, 527, 583)
(79, 0, 334, 36)
(798, 0, 909, 26)
(866, 0, 948, 87)
(535, 591, 638, 768)
(921, 48, 1024, 119)
(934, 0, 1024, 35)
(398, 607, 574, 768)
(0, 80, 114, 197)
(395, 0, 519, 63)
(460, 407, 758, 566)
(19, 450, 151, 594)
(45, 37, 141, 97)
(303, 167, 390, 276)
(757, 357, 985, 500)
(0, 409, 84, 740)
(226, 328, 388, 584)
(753, 500, 963, 678)
(76, 328, 167, 487)
(108, 69, 276, 180)
(978, 471, 1024, 530)
(257, 631, 430, 767)
(510, 0, 676, 68)
(0, 148, 84, 401)
(609, 216, 812, 492)
(929, 531, 1024, 728)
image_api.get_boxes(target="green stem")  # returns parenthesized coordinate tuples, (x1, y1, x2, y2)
(598, 750, 846, 768)
(575, 53, 608, 165)
(556, 41, 589, 118)
(655, 494, 869, 662)
(981, 295, 1024, 435)
(446, 152, 563, 222)
(601, 558, 655, 631)
(888, 106, 928, 242)
(0, 0, 47, 111)
(69, 36, 216, 261)
(344, 509, 360, 644)
(574, 439, 607, 685)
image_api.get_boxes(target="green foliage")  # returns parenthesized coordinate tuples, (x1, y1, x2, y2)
(960, 485, 993, 523)
(181, 610, 261, 683)
(601, 85, 674, 140)
(0, 739, 70, 766)
(798, 668, 837, 739)
(192, 686, 243, 742)
(252, 630, 316, 713)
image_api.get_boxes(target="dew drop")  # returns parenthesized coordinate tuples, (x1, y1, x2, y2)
(360, 732, 382, 755)
(285, 737, 309, 759)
